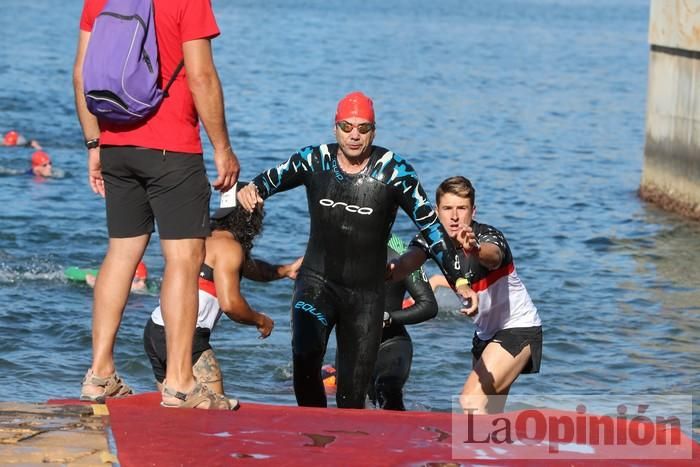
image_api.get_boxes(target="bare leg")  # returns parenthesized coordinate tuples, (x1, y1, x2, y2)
(159, 238, 205, 403)
(192, 349, 224, 395)
(460, 343, 531, 414)
(83, 235, 150, 398)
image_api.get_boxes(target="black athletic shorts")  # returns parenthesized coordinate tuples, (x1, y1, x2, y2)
(471, 326, 542, 374)
(143, 318, 212, 383)
(100, 146, 211, 239)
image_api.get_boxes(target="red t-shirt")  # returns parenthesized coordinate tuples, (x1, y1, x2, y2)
(80, 0, 220, 154)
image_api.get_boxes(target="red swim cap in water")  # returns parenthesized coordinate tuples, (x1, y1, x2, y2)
(335, 91, 375, 123)
(135, 261, 148, 280)
(4, 131, 19, 146)
(31, 151, 51, 167)
(321, 364, 337, 392)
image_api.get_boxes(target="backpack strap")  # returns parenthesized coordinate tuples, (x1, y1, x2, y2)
(163, 60, 185, 98)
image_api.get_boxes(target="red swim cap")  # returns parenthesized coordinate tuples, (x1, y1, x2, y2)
(321, 364, 337, 393)
(31, 151, 51, 167)
(134, 261, 148, 280)
(335, 91, 375, 123)
(4, 131, 18, 146)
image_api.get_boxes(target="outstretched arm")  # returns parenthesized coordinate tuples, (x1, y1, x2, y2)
(213, 240, 273, 338)
(429, 274, 450, 291)
(385, 160, 476, 314)
(387, 244, 478, 317)
(387, 158, 470, 287)
(386, 246, 428, 283)
(242, 256, 303, 282)
(455, 225, 503, 270)
(388, 264, 438, 326)
(238, 147, 316, 211)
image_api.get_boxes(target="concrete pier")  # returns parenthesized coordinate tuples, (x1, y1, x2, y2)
(641, 0, 700, 220)
(0, 402, 114, 465)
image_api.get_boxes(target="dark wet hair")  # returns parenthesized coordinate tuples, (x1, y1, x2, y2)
(436, 176, 476, 206)
(210, 205, 264, 256)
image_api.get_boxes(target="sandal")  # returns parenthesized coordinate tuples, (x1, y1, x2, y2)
(80, 369, 134, 403)
(160, 381, 236, 410)
(228, 397, 241, 411)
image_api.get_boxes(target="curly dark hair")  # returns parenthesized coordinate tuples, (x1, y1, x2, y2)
(210, 205, 264, 256)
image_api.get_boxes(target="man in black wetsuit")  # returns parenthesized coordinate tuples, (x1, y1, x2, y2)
(369, 234, 438, 411)
(238, 91, 477, 408)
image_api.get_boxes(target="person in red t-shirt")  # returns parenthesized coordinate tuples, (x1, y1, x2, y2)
(73, 0, 240, 410)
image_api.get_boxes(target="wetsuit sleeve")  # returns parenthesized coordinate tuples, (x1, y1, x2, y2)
(250, 146, 315, 199)
(390, 160, 469, 288)
(392, 266, 438, 325)
(386, 235, 438, 325)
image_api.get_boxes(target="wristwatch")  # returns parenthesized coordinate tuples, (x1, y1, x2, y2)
(85, 138, 100, 149)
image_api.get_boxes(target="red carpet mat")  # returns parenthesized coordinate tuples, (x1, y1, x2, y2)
(97, 393, 698, 466)
(105, 393, 456, 466)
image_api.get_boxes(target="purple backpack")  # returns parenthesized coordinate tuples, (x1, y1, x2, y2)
(82, 0, 182, 124)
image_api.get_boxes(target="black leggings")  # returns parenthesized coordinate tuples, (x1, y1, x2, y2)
(292, 270, 384, 408)
(370, 334, 413, 411)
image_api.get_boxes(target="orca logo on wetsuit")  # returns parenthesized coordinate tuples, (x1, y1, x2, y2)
(319, 199, 374, 215)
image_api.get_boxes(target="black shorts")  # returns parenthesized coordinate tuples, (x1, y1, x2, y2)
(472, 326, 542, 374)
(100, 146, 211, 239)
(143, 318, 212, 383)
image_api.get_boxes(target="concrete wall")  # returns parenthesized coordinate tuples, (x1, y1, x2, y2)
(641, 0, 700, 219)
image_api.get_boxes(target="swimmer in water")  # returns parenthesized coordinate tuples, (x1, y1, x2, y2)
(29, 151, 53, 178)
(3, 130, 42, 149)
(85, 261, 148, 293)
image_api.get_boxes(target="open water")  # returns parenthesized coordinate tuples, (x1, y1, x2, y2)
(0, 0, 698, 437)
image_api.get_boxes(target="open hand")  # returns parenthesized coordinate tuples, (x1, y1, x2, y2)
(284, 256, 304, 280)
(456, 225, 479, 252)
(212, 146, 240, 192)
(87, 148, 104, 197)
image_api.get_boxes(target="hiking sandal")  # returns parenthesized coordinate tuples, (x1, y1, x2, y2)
(80, 369, 134, 403)
(227, 396, 241, 411)
(161, 381, 235, 410)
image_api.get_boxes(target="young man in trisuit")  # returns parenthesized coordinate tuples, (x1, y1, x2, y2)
(238, 91, 477, 409)
(74, 0, 240, 409)
(144, 202, 302, 408)
(391, 176, 542, 414)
